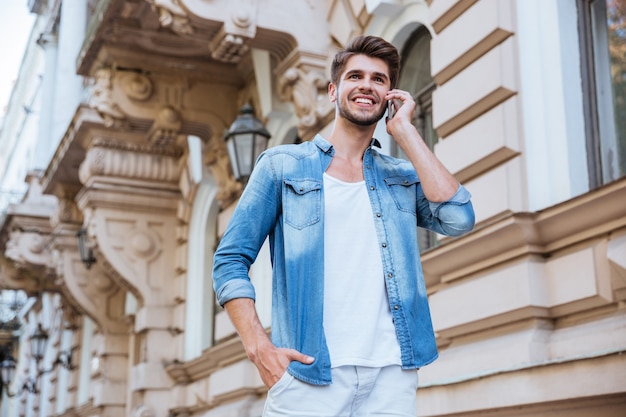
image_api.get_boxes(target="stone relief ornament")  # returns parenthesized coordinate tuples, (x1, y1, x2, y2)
(147, 105, 184, 147)
(203, 141, 242, 208)
(88, 68, 126, 127)
(146, 0, 193, 35)
(209, 1, 257, 63)
(5, 231, 51, 267)
(278, 64, 334, 140)
(121, 72, 153, 101)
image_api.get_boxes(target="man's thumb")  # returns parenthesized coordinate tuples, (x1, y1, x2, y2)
(290, 350, 314, 364)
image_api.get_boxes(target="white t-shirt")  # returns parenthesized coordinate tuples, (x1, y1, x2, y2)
(323, 173, 401, 368)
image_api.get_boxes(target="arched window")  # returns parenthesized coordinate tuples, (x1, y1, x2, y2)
(394, 26, 439, 252)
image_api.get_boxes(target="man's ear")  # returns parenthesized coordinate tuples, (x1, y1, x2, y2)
(328, 82, 337, 102)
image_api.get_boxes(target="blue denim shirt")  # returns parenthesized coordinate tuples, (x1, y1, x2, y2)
(213, 135, 475, 385)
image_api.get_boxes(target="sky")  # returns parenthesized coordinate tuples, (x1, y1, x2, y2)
(0, 1, 36, 116)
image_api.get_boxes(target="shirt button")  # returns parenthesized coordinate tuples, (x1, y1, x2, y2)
(370, 186, 375, 190)
(387, 273, 393, 278)
(394, 305, 399, 310)
(403, 180, 409, 184)
(376, 213, 381, 217)
(382, 243, 387, 248)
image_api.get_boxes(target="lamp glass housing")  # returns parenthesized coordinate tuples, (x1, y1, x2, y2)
(76, 228, 95, 269)
(30, 325, 48, 362)
(224, 104, 271, 182)
(0, 355, 16, 385)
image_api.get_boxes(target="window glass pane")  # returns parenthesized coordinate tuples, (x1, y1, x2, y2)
(606, 0, 626, 179)
(398, 28, 432, 94)
(590, 0, 626, 182)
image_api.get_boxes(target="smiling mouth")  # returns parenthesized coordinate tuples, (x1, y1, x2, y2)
(354, 97, 374, 105)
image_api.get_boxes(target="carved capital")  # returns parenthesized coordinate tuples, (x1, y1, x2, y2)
(277, 54, 334, 141)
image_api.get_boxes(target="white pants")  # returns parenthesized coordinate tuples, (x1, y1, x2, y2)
(263, 365, 419, 417)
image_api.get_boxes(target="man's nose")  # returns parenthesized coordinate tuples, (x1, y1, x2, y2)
(358, 77, 373, 90)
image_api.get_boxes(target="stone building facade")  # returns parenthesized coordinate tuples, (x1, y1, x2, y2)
(0, 0, 625, 416)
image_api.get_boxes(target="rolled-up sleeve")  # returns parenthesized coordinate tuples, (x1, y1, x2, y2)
(212, 152, 280, 306)
(426, 185, 475, 237)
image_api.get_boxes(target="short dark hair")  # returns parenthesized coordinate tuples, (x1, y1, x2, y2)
(331, 35, 400, 89)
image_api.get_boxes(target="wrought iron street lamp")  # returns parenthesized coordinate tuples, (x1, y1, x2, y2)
(30, 324, 48, 363)
(76, 228, 96, 269)
(224, 104, 271, 184)
(0, 324, 76, 398)
(0, 352, 16, 390)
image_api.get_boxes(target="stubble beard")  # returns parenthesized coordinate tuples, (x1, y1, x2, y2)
(337, 100, 387, 127)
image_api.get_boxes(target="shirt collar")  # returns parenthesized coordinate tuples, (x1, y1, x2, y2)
(313, 135, 382, 153)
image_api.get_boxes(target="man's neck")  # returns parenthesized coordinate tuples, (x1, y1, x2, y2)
(327, 118, 377, 162)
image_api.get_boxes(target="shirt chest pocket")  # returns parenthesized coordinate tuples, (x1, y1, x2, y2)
(384, 175, 419, 215)
(283, 179, 322, 229)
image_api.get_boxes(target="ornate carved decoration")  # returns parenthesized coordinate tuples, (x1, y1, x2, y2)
(147, 0, 194, 36)
(88, 68, 127, 128)
(0, 172, 58, 293)
(5, 230, 51, 267)
(80, 205, 178, 307)
(51, 228, 129, 336)
(121, 72, 153, 101)
(203, 139, 242, 208)
(146, 106, 184, 147)
(0, 255, 54, 295)
(209, 1, 258, 63)
(78, 141, 181, 185)
(277, 55, 334, 141)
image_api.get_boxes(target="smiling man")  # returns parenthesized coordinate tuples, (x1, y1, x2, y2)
(213, 35, 475, 416)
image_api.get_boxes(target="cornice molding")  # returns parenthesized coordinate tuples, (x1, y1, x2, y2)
(423, 178, 626, 286)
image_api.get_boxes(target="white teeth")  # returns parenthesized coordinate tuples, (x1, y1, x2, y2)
(355, 98, 373, 104)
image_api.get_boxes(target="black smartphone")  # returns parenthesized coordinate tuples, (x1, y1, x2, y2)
(387, 100, 396, 119)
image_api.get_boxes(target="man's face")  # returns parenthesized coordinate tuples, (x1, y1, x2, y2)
(329, 54, 391, 126)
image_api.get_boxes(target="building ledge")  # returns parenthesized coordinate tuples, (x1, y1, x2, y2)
(422, 177, 626, 287)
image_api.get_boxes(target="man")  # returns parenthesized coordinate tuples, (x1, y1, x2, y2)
(213, 35, 475, 416)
